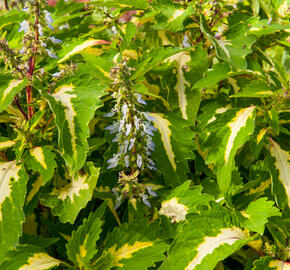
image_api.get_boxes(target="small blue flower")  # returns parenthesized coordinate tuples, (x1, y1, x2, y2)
(124, 155, 129, 168)
(112, 188, 122, 209)
(128, 138, 135, 151)
(134, 115, 140, 130)
(107, 154, 120, 169)
(137, 154, 142, 168)
(59, 24, 69, 30)
(19, 20, 29, 33)
(125, 123, 132, 136)
(136, 94, 147, 105)
(122, 103, 128, 118)
(146, 185, 158, 197)
(142, 194, 151, 208)
(118, 119, 125, 132)
(105, 121, 119, 134)
(44, 10, 53, 24)
(103, 110, 115, 117)
(45, 48, 58, 58)
(143, 112, 155, 122)
(52, 70, 64, 77)
(38, 25, 44, 36)
(48, 36, 62, 43)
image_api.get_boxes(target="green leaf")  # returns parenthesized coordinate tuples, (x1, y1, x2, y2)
(266, 216, 289, 249)
(249, 20, 290, 35)
(268, 139, 290, 211)
(152, 0, 194, 32)
(42, 77, 106, 173)
(159, 181, 213, 222)
(242, 198, 281, 234)
(0, 137, 15, 150)
(194, 62, 231, 88)
(41, 163, 100, 224)
(0, 161, 28, 262)
(160, 204, 252, 270)
(165, 45, 208, 121)
(98, 220, 169, 270)
(0, 245, 61, 270)
(23, 146, 57, 185)
(250, 256, 289, 270)
(58, 39, 111, 63)
(268, 109, 280, 135)
(66, 205, 105, 268)
(230, 80, 274, 98)
(200, 14, 230, 63)
(81, 52, 112, 80)
(90, 0, 148, 8)
(205, 107, 256, 193)
(131, 47, 184, 80)
(150, 113, 195, 187)
(0, 75, 27, 113)
(201, 15, 257, 70)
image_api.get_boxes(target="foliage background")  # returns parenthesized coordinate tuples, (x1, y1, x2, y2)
(0, 0, 289, 269)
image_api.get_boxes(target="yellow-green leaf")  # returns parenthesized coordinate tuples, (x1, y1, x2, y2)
(18, 253, 61, 270)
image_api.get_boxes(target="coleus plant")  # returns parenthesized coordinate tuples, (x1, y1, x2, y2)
(0, 0, 289, 269)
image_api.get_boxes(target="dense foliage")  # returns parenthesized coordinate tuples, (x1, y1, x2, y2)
(0, 0, 289, 269)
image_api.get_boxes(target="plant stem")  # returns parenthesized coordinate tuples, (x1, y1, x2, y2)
(14, 96, 28, 120)
(4, 0, 9, 10)
(26, 1, 39, 119)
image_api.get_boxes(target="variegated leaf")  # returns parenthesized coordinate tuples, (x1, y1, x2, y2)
(96, 220, 169, 270)
(165, 45, 208, 122)
(41, 163, 100, 224)
(0, 75, 27, 113)
(159, 181, 213, 222)
(230, 80, 274, 98)
(58, 39, 111, 63)
(0, 137, 15, 150)
(200, 14, 256, 70)
(90, 0, 149, 8)
(152, 0, 194, 32)
(0, 161, 28, 262)
(248, 19, 290, 35)
(23, 146, 57, 185)
(160, 204, 252, 270)
(0, 245, 61, 270)
(250, 256, 290, 270)
(42, 77, 106, 173)
(205, 106, 256, 193)
(268, 139, 290, 211)
(150, 113, 195, 187)
(66, 202, 107, 268)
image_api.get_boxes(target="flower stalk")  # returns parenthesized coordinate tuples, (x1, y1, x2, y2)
(105, 62, 158, 208)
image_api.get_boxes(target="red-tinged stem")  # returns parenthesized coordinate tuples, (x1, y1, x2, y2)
(14, 96, 28, 120)
(26, 1, 39, 119)
(4, 0, 9, 10)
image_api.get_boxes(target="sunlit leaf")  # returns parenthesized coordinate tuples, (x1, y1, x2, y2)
(42, 77, 106, 173)
(23, 146, 57, 185)
(159, 181, 213, 222)
(41, 163, 100, 223)
(96, 220, 169, 270)
(160, 204, 252, 270)
(66, 203, 106, 268)
(0, 75, 27, 113)
(268, 139, 290, 211)
(0, 161, 28, 262)
(241, 197, 281, 234)
(150, 113, 195, 187)
(205, 106, 256, 192)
